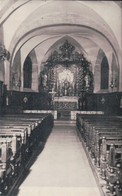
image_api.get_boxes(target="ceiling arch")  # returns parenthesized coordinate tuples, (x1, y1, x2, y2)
(45, 35, 87, 55)
(2, 1, 120, 53)
(41, 35, 88, 64)
(0, 0, 121, 91)
(11, 24, 120, 69)
(0, 0, 30, 25)
(1, 1, 120, 72)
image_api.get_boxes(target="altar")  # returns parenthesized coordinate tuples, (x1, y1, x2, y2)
(39, 40, 94, 117)
(54, 96, 78, 111)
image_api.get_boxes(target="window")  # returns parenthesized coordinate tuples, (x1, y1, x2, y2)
(23, 56, 32, 88)
(101, 56, 109, 89)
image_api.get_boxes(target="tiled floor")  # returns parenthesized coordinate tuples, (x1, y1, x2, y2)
(17, 121, 102, 196)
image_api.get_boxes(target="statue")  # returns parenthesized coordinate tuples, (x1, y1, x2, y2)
(43, 73, 47, 87)
(68, 86, 73, 96)
(49, 87, 56, 109)
(61, 81, 73, 96)
(39, 71, 47, 92)
(78, 91, 86, 110)
(62, 82, 68, 96)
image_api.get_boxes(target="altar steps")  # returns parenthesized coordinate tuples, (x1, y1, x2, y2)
(57, 111, 70, 120)
(54, 120, 75, 126)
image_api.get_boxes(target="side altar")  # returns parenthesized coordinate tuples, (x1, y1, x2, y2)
(54, 96, 78, 111)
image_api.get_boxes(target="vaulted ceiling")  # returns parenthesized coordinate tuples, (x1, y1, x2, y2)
(0, 1, 121, 57)
(0, 0, 121, 90)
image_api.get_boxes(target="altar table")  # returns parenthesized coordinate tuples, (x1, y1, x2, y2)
(54, 96, 78, 111)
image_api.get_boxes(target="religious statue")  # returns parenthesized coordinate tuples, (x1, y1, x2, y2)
(48, 87, 57, 109)
(62, 81, 73, 96)
(43, 73, 47, 87)
(68, 86, 73, 96)
(78, 91, 86, 110)
(39, 70, 48, 92)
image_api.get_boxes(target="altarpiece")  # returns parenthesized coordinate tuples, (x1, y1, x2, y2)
(39, 40, 94, 111)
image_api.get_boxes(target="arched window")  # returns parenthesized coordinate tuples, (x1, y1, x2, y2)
(101, 56, 109, 89)
(23, 56, 32, 88)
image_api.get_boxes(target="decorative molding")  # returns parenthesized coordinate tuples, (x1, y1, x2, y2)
(39, 40, 94, 95)
(11, 72, 21, 90)
(0, 44, 10, 61)
(45, 40, 91, 68)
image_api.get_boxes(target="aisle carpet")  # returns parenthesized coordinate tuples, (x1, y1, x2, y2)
(17, 120, 102, 196)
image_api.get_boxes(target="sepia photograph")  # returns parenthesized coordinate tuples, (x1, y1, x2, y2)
(0, 0, 122, 196)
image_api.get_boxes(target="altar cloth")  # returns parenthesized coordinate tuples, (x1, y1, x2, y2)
(54, 96, 78, 110)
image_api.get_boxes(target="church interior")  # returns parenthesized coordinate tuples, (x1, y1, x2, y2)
(0, 0, 122, 196)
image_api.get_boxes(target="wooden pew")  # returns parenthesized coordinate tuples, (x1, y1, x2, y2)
(76, 114, 122, 196)
(0, 113, 54, 195)
(0, 140, 13, 194)
(105, 144, 122, 196)
(0, 127, 28, 172)
(0, 114, 53, 149)
(100, 137, 122, 176)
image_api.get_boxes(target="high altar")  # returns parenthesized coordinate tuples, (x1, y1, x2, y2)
(39, 40, 94, 113)
(54, 96, 78, 111)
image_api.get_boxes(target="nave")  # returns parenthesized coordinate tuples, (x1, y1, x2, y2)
(0, 2, 121, 196)
(15, 120, 102, 196)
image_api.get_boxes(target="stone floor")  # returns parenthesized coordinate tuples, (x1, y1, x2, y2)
(16, 120, 102, 196)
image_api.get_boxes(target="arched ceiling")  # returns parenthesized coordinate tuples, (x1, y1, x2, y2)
(0, 0, 30, 24)
(0, 0, 121, 68)
(19, 25, 114, 66)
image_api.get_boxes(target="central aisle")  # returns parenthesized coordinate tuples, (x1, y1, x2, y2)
(17, 120, 102, 196)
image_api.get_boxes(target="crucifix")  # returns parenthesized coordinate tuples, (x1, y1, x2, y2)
(49, 87, 56, 108)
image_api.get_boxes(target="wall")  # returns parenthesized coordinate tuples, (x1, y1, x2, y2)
(2, 90, 122, 116)
(4, 91, 50, 114)
(0, 26, 5, 82)
(86, 92, 122, 115)
(0, 81, 7, 116)
(11, 50, 21, 90)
